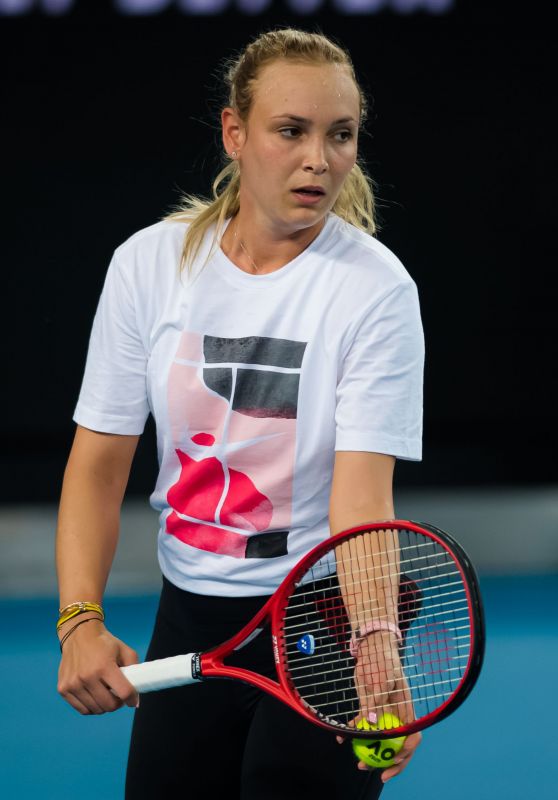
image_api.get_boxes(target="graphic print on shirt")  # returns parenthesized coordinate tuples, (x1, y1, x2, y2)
(166, 333, 307, 559)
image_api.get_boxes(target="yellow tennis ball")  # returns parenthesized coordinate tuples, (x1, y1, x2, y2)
(351, 715, 406, 768)
(377, 712, 403, 732)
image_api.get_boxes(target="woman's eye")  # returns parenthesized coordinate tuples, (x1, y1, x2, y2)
(279, 127, 300, 138)
(278, 128, 353, 142)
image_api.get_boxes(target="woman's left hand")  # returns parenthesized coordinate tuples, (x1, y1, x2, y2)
(375, 731, 422, 783)
(336, 728, 422, 782)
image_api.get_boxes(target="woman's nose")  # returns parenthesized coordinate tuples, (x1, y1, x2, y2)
(303, 140, 329, 173)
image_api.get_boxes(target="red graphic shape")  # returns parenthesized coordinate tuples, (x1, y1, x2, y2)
(166, 449, 273, 544)
(192, 432, 215, 446)
(167, 449, 224, 520)
(166, 512, 247, 558)
(220, 467, 273, 532)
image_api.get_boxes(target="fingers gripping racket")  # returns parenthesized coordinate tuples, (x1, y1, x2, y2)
(121, 521, 484, 739)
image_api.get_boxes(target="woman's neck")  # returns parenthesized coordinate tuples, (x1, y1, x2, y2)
(220, 212, 327, 275)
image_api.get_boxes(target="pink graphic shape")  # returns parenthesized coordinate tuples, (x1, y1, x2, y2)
(166, 512, 248, 558)
(175, 330, 204, 361)
(167, 339, 227, 447)
(226, 411, 296, 530)
(220, 467, 273, 532)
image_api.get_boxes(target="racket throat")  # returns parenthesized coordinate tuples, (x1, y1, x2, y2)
(233, 626, 264, 651)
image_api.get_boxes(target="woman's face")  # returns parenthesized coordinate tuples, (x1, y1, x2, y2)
(223, 60, 361, 235)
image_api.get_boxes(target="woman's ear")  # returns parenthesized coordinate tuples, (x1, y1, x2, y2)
(221, 107, 245, 158)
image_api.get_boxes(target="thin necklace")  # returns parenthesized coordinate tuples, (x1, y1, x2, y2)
(233, 220, 260, 273)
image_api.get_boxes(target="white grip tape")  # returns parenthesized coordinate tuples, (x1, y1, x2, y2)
(121, 654, 198, 693)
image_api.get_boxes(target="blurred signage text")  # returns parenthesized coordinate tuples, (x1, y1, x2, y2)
(0, 0, 455, 16)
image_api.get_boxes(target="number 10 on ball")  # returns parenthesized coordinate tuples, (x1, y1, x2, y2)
(351, 714, 407, 768)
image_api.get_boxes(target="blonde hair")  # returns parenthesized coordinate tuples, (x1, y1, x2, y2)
(166, 27, 377, 273)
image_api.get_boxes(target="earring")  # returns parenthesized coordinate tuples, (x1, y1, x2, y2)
(231, 151, 237, 158)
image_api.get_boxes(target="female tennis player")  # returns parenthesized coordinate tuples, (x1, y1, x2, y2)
(56, 27, 425, 799)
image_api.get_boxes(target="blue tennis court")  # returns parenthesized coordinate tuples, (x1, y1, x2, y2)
(1, 575, 556, 799)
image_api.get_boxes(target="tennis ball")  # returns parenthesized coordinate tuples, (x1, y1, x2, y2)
(351, 715, 406, 768)
(377, 712, 403, 732)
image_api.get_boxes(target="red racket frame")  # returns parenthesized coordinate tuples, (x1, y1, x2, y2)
(197, 520, 485, 739)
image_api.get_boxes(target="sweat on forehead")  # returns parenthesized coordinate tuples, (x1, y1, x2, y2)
(250, 60, 360, 115)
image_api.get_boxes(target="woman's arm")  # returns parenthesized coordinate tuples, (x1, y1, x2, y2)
(329, 451, 421, 780)
(56, 425, 141, 714)
(329, 451, 395, 535)
(329, 451, 399, 634)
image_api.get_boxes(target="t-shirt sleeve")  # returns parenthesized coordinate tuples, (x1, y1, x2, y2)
(335, 280, 424, 461)
(73, 253, 150, 435)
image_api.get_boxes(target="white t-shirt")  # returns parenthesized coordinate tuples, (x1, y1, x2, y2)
(74, 212, 424, 596)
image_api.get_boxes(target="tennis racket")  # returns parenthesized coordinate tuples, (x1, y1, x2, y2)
(121, 520, 484, 739)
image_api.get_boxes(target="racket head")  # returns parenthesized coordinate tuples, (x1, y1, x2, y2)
(270, 520, 485, 739)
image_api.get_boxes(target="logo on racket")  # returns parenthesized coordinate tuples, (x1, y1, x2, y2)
(296, 634, 315, 655)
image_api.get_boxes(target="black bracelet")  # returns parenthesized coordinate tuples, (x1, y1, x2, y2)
(59, 616, 103, 652)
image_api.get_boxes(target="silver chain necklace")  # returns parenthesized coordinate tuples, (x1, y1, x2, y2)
(233, 220, 260, 273)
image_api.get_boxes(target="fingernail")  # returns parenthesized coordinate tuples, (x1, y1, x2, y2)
(367, 711, 378, 724)
(135, 698, 140, 708)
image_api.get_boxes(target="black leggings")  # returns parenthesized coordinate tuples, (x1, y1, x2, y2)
(126, 577, 384, 800)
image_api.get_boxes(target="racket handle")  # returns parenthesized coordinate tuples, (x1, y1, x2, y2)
(121, 654, 200, 693)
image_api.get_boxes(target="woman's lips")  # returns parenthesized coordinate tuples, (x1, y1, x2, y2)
(292, 189, 325, 205)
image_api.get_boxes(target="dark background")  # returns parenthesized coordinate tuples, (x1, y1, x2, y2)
(1, 0, 555, 502)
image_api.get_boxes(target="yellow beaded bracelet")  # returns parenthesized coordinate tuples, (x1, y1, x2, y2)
(59, 600, 104, 616)
(57, 601, 105, 631)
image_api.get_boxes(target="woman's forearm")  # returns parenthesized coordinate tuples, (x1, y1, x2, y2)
(335, 528, 400, 635)
(55, 427, 141, 713)
(56, 426, 139, 607)
(56, 472, 121, 607)
(329, 451, 399, 631)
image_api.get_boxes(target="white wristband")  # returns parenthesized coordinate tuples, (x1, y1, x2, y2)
(349, 621, 403, 658)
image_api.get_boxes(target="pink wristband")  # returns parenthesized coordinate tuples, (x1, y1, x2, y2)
(349, 621, 403, 658)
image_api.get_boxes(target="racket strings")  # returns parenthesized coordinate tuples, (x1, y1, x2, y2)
(294, 553, 458, 589)
(286, 655, 470, 683)
(283, 622, 472, 655)
(292, 563, 462, 597)
(279, 528, 473, 732)
(298, 671, 465, 707)
(289, 569, 464, 602)
(292, 537, 456, 580)
(284, 627, 470, 687)
(284, 584, 468, 627)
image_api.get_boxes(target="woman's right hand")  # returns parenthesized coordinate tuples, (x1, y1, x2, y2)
(57, 618, 139, 714)
(353, 630, 414, 724)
